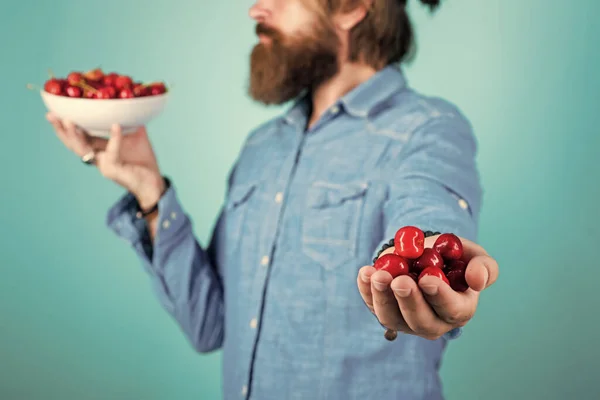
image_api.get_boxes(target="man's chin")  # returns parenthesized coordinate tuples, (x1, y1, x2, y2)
(257, 35, 273, 45)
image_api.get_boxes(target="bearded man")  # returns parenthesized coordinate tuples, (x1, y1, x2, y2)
(46, 0, 499, 399)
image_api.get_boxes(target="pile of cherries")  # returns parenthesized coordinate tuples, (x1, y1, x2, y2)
(374, 226, 469, 292)
(42, 68, 167, 99)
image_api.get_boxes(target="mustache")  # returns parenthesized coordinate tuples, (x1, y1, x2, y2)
(256, 23, 282, 40)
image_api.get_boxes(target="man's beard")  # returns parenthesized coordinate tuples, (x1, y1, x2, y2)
(248, 22, 340, 105)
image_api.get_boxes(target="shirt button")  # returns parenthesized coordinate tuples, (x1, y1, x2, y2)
(250, 318, 258, 329)
(241, 385, 248, 396)
(261, 255, 269, 266)
(274, 192, 283, 203)
(171, 212, 177, 219)
(162, 220, 171, 229)
(331, 105, 340, 114)
(458, 199, 469, 210)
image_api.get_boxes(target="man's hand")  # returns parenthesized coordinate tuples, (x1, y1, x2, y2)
(47, 113, 167, 238)
(356, 235, 498, 340)
(46, 113, 165, 209)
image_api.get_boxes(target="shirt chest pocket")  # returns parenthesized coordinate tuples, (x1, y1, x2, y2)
(301, 181, 369, 271)
(224, 181, 259, 243)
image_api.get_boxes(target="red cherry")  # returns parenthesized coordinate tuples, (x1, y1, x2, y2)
(433, 233, 463, 261)
(83, 68, 104, 82)
(44, 79, 64, 95)
(102, 73, 118, 87)
(67, 72, 84, 86)
(133, 84, 149, 97)
(418, 266, 449, 285)
(65, 85, 82, 97)
(115, 75, 133, 90)
(88, 81, 103, 90)
(394, 226, 425, 259)
(408, 271, 419, 282)
(151, 86, 165, 95)
(105, 86, 116, 98)
(413, 248, 443, 273)
(119, 88, 135, 98)
(373, 254, 410, 278)
(95, 87, 116, 99)
(446, 259, 466, 272)
(84, 89, 96, 99)
(149, 82, 167, 95)
(447, 268, 469, 292)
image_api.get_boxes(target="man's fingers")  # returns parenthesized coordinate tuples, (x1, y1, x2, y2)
(460, 238, 489, 259)
(371, 270, 407, 331)
(433, 236, 498, 290)
(391, 275, 451, 340)
(418, 275, 477, 326)
(86, 135, 108, 152)
(465, 255, 498, 291)
(105, 124, 123, 164)
(47, 113, 72, 150)
(357, 266, 376, 312)
(62, 119, 95, 157)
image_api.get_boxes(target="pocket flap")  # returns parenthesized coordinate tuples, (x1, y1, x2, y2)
(307, 181, 369, 209)
(227, 182, 258, 209)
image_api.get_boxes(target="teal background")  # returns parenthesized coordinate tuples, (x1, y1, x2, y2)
(2, 0, 599, 399)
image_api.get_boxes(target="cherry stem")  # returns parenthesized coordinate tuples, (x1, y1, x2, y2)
(74, 80, 98, 93)
(26, 83, 41, 91)
(48, 68, 55, 78)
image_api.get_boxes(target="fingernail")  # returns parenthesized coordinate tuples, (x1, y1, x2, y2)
(483, 268, 489, 287)
(393, 288, 411, 297)
(421, 285, 438, 295)
(372, 281, 387, 291)
(361, 272, 370, 283)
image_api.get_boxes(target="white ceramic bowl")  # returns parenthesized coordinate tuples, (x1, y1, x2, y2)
(40, 90, 169, 137)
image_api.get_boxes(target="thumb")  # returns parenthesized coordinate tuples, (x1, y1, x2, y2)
(134, 125, 148, 138)
(105, 124, 124, 165)
(94, 126, 130, 186)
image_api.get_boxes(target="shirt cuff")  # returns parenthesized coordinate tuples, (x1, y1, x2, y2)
(153, 185, 191, 249)
(443, 327, 462, 340)
(106, 191, 144, 245)
(105, 184, 189, 249)
(372, 237, 394, 263)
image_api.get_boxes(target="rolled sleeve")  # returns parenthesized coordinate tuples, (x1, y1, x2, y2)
(104, 182, 226, 352)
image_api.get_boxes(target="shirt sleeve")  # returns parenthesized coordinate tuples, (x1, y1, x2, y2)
(373, 113, 483, 340)
(105, 179, 229, 353)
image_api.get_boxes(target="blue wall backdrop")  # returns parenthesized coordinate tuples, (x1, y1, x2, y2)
(1, 0, 599, 399)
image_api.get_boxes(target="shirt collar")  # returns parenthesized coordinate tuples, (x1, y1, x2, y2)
(283, 64, 407, 126)
(339, 64, 407, 118)
(283, 92, 311, 127)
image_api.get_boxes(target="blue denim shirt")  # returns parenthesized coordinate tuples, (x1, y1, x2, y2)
(107, 65, 482, 400)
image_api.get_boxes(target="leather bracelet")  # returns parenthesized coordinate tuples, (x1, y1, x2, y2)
(377, 230, 441, 342)
(135, 177, 171, 219)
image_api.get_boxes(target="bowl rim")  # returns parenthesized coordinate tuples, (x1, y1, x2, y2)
(40, 89, 169, 103)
